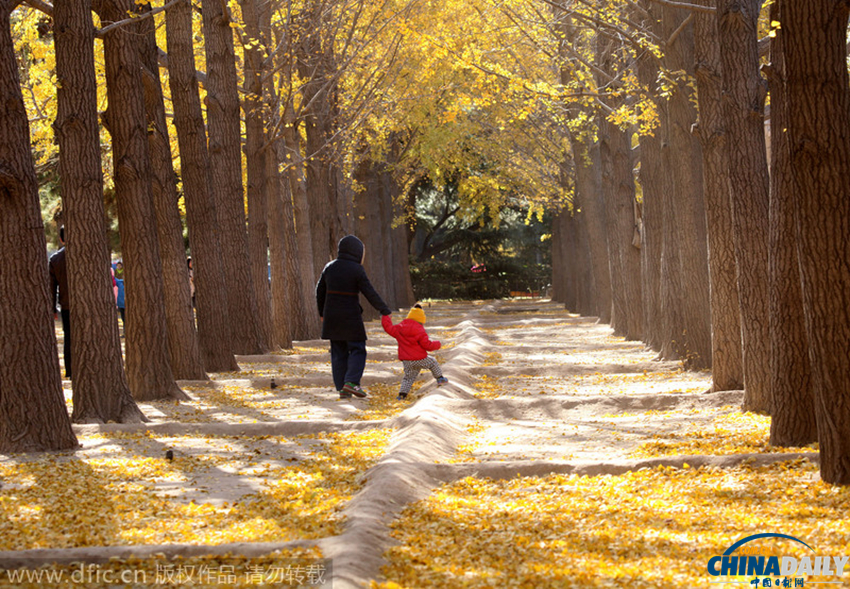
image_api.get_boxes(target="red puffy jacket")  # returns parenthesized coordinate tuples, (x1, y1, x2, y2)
(381, 315, 441, 361)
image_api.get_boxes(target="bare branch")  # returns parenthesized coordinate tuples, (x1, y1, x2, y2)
(646, 0, 715, 13)
(97, 0, 182, 37)
(20, 0, 53, 16)
(666, 12, 694, 48)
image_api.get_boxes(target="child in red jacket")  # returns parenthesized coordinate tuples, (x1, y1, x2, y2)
(382, 304, 449, 400)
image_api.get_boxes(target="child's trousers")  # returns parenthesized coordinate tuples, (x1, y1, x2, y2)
(399, 356, 443, 395)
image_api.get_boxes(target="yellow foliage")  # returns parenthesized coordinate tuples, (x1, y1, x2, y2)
(0, 429, 389, 551)
(380, 460, 846, 588)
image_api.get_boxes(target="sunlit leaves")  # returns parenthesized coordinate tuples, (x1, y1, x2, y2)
(0, 429, 389, 551)
(379, 460, 847, 588)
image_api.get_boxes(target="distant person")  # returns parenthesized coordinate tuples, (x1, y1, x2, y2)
(110, 264, 117, 303)
(114, 260, 125, 327)
(49, 226, 71, 380)
(187, 256, 195, 307)
(316, 235, 391, 400)
(382, 304, 448, 400)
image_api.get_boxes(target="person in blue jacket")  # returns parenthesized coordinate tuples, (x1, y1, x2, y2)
(114, 260, 125, 327)
(316, 235, 391, 400)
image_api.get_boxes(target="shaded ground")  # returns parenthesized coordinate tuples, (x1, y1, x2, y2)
(0, 300, 820, 587)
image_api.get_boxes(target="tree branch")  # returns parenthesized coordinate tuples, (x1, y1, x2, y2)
(666, 12, 694, 48)
(646, 0, 715, 13)
(20, 0, 52, 16)
(97, 0, 182, 36)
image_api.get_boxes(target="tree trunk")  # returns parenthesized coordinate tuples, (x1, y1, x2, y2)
(138, 3, 206, 381)
(658, 141, 685, 360)
(353, 158, 387, 321)
(765, 3, 815, 447)
(259, 2, 296, 348)
(550, 210, 566, 304)
(52, 0, 146, 423)
(268, 142, 300, 348)
(600, 112, 643, 340)
(275, 20, 320, 341)
(781, 0, 850, 483)
(571, 137, 611, 323)
(692, 1, 744, 392)
(239, 0, 276, 350)
(0, 3, 78, 451)
(386, 151, 415, 309)
(297, 3, 343, 274)
(393, 225, 415, 308)
(96, 0, 187, 402)
(636, 127, 665, 352)
(636, 0, 664, 352)
(284, 115, 322, 339)
(560, 211, 579, 312)
(661, 6, 711, 369)
(573, 186, 596, 316)
(716, 0, 771, 413)
(202, 0, 266, 355)
(166, 0, 238, 372)
(377, 137, 414, 310)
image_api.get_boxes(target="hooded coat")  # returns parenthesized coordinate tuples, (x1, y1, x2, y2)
(381, 315, 441, 361)
(316, 235, 391, 341)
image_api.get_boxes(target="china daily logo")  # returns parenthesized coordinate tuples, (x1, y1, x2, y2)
(707, 533, 849, 585)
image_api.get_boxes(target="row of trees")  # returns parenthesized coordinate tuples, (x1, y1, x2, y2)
(548, 0, 850, 485)
(2, 0, 426, 448)
(2, 0, 848, 485)
(4, 0, 574, 452)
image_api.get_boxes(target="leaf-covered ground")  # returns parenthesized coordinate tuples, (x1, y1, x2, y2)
(0, 300, 829, 587)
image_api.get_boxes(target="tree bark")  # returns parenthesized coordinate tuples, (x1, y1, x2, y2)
(571, 137, 611, 323)
(716, 0, 771, 413)
(390, 191, 415, 309)
(260, 5, 308, 348)
(661, 6, 712, 369)
(96, 0, 187, 402)
(268, 141, 300, 348)
(636, 1, 665, 352)
(297, 2, 343, 275)
(0, 2, 79, 451)
(284, 112, 322, 339)
(239, 0, 276, 350)
(352, 157, 388, 321)
(166, 0, 238, 372)
(202, 0, 267, 355)
(52, 0, 146, 423)
(599, 111, 643, 340)
(560, 210, 580, 311)
(138, 3, 206, 381)
(765, 3, 815, 447)
(550, 210, 566, 304)
(692, 1, 744, 392)
(781, 0, 850, 483)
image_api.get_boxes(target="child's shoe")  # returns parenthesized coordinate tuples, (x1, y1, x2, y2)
(436, 377, 449, 386)
(342, 382, 368, 398)
(396, 393, 408, 401)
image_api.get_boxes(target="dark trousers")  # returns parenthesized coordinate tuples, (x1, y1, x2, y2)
(329, 340, 367, 391)
(60, 309, 72, 379)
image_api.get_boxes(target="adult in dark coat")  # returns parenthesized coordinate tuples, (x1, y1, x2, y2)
(49, 226, 72, 379)
(316, 235, 391, 399)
